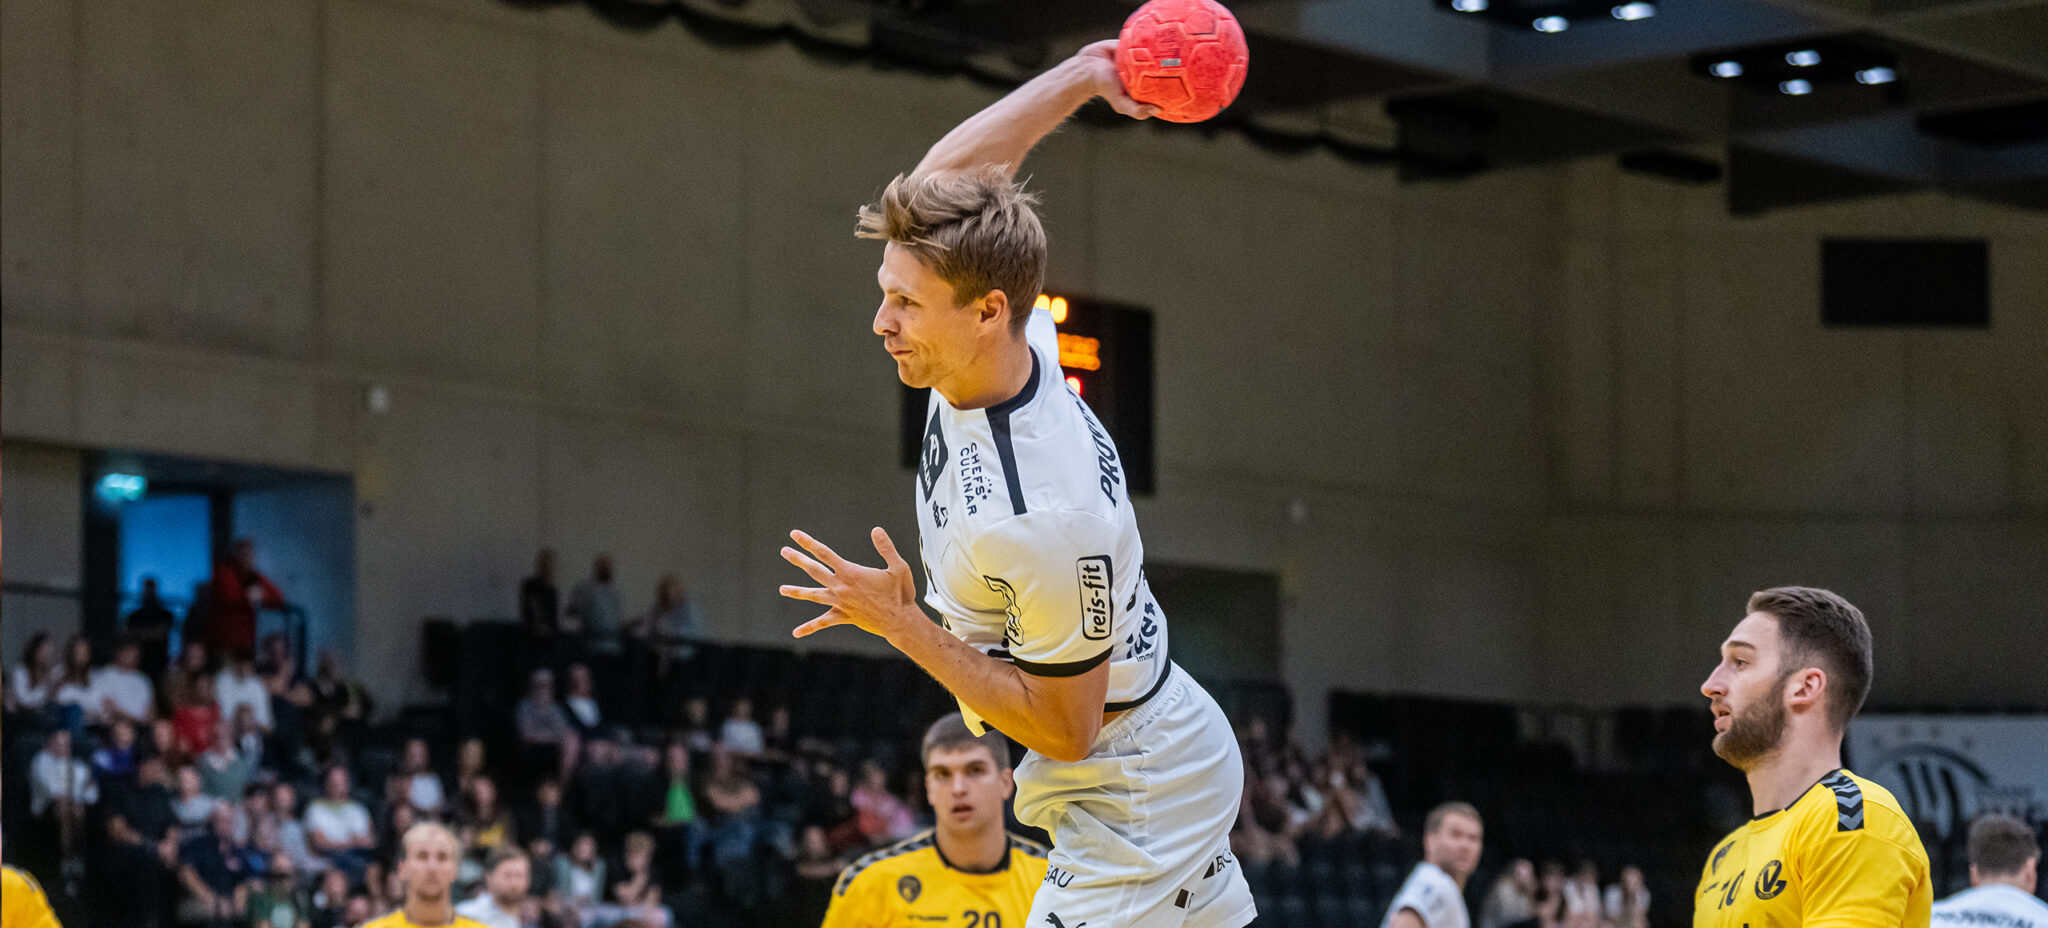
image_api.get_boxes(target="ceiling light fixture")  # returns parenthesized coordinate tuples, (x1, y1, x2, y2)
(1451, 0, 1489, 11)
(1533, 15, 1569, 32)
(1855, 67, 1896, 85)
(1611, 2, 1656, 20)
(1710, 60, 1743, 78)
(1779, 79, 1813, 95)
(1786, 49, 1821, 67)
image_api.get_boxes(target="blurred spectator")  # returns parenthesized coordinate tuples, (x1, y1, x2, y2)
(308, 652, 372, 764)
(165, 643, 214, 716)
(94, 639, 158, 725)
(719, 698, 765, 758)
(850, 760, 914, 844)
(562, 664, 605, 739)
(1602, 865, 1650, 928)
(178, 802, 249, 926)
(270, 782, 320, 877)
(105, 755, 180, 927)
(570, 739, 638, 846)
(175, 675, 224, 758)
(93, 718, 143, 790)
(31, 728, 99, 852)
(521, 549, 561, 643)
(244, 850, 309, 928)
(399, 738, 448, 818)
(1533, 862, 1566, 928)
(52, 635, 97, 728)
(197, 717, 260, 801)
(565, 555, 623, 657)
(126, 577, 180, 678)
(305, 766, 374, 881)
(1232, 772, 1299, 869)
(456, 738, 489, 798)
(638, 574, 701, 663)
(9, 631, 60, 713)
(552, 832, 608, 926)
(679, 698, 715, 759)
(1563, 860, 1602, 928)
(1481, 858, 1540, 928)
(652, 744, 698, 849)
(173, 764, 225, 828)
(516, 670, 579, 780)
(216, 653, 274, 735)
(517, 779, 577, 855)
(309, 870, 351, 928)
(458, 776, 515, 857)
(458, 848, 532, 928)
(205, 537, 285, 660)
(606, 832, 671, 928)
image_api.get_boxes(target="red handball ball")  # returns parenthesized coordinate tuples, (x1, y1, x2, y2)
(1114, 0, 1250, 124)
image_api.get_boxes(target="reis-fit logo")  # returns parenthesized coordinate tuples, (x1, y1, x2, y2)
(1076, 556, 1113, 640)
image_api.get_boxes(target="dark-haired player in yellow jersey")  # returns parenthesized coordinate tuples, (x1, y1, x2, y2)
(823, 714, 1049, 928)
(363, 824, 487, 928)
(1695, 586, 1931, 927)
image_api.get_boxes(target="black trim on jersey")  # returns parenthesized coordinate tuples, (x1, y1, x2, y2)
(934, 836, 1012, 875)
(1006, 832, 1051, 860)
(833, 831, 939, 896)
(1752, 768, 1858, 823)
(1011, 646, 1110, 678)
(1104, 652, 1174, 713)
(985, 350, 1040, 517)
(1820, 769, 1866, 832)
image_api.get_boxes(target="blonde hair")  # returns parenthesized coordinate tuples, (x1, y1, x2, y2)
(856, 167, 1047, 334)
(400, 822, 462, 857)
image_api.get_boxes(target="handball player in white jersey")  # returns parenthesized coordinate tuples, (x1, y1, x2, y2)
(777, 38, 1255, 928)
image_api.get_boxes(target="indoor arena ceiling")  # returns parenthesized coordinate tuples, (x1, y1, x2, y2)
(513, 0, 2048, 212)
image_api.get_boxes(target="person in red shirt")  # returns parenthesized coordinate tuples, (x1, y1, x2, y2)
(205, 538, 285, 660)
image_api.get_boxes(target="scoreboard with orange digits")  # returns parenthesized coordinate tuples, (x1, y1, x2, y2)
(899, 293, 1155, 496)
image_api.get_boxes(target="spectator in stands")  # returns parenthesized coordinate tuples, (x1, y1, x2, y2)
(196, 717, 259, 801)
(561, 663, 606, 739)
(642, 573, 701, 659)
(652, 744, 698, 853)
(1563, 860, 1602, 928)
(565, 554, 623, 657)
(244, 850, 309, 928)
(31, 727, 99, 857)
(308, 651, 372, 765)
(517, 779, 576, 856)
(570, 738, 638, 846)
(1603, 864, 1649, 928)
(850, 760, 915, 844)
(456, 738, 489, 798)
(1345, 755, 1400, 838)
(232, 784, 274, 846)
(174, 674, 224, 758)
(607, 831, 672, 928)
(1481, 858, 1540, 928)
(305, 766, 375, 882)
(178, 802, 250, 926)
(93, 638, 157, 726)
(517, 669, 580, 780)
(205, 537, 285, 660)
(51, 635, 97, 729)
(719, 697, 765, 758)
(551, 832, 608, 926)
(399, 738, 448, 819)
(1231, 771, 1299, 869)
(215, 651, 274, 735)
(173, 764, 223, 828)
(165, 642, 214, 716)
(127, 577, 180, 678)
(105, 755, 180, 928)
(1384, 802, 1484, 928)
(458, 776, 515, 858)
(700, 747, 771, 901)
(458, 847, 532, 928)
(271, 782, 320, 877)
(8, 631, 60, 714)
(92, 717, 143, 791)
(521, 549, 561, 643)
(679, 697, 715, 760)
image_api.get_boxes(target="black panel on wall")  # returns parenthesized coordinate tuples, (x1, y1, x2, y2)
(1822, 238, 1990, 327)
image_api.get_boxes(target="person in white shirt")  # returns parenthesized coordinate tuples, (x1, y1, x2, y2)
(1382, 802, 1485, 928)
(718, 697, 765, 756)
(561, 663, 604, 735)
(9, 632, 60, 712)
(1601, 865, 1650, 928)
(305, 765, 375, 878)
(30, 728, 98, 853)
(91, 641, 156, 725)
(215, 653, 273, 732)
(400, 738, 448, 818)
(456, 847, 531, 928)
(1935, 813, 2047, 928)
(1562, 860, 1602, 928)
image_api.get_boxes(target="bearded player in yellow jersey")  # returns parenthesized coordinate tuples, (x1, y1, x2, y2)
(1695, 586, 1930, 927)
(363, 824, 487, 928)
(823, 714, 1049, 928)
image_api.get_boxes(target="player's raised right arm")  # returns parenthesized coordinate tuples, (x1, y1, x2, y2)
(914, 40, 1156, 180)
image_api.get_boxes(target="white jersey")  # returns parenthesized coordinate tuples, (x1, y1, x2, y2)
(1381, 863, 1470, 928)
(1934, 884, 2048, 928)
(914, 308, 1171, 734)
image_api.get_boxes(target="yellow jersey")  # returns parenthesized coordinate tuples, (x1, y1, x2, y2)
(1, 866, 61, 928)
(1694, 769, 1931, 928)
(822, 830, 1051, 928)
(359, 910, 488, 928)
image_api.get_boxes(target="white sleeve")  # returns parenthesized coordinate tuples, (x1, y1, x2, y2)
(1389, 871, 1460, 928)
(1025, 306, 1058, 360)
(965, 509, 1120, 675)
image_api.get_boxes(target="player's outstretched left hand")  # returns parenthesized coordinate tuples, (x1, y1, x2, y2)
(779, 527, 920, 640)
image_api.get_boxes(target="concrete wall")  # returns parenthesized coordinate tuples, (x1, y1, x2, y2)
(4, 0, 2043, 738)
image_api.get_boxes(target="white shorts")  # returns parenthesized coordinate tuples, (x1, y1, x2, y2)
(1015, 664, 1257, 928)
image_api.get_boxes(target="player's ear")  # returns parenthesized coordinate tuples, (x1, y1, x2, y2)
(1785, 666, 1826, 709)
(978, 289, 1009, 329)
(1000, 767, 1015, 799)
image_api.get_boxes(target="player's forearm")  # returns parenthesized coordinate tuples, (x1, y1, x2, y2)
(915, 57, 1102, 179)
(887, 612, 1097, 761)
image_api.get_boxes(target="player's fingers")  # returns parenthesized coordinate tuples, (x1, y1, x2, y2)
(1078, 38, 1120, 61)
(790, 529, 852, 570)
(792, 611, 847, 638)
(1108, 93, 1159, 120)
(780, 546, 836, 585)
(777, 584, 834, 605)
(871, 527, 911, 573)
